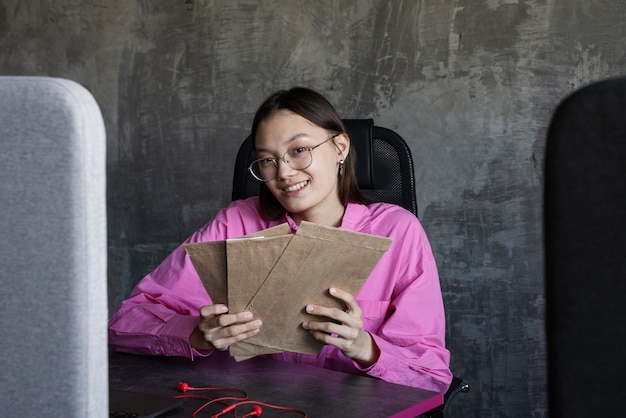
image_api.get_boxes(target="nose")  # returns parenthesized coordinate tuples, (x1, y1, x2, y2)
(275, 157, 296, 179)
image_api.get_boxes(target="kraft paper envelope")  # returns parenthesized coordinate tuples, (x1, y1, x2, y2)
(229, 338, 283, 361)
(183, 241, 228, 304)
(226, 234, 292, 312)
(183, 223, 292, 305)
(238, 221, 392, 357)
(184, 221, 392, 361)
(184, 224, 292, 360)
(226, 234, 293, 360)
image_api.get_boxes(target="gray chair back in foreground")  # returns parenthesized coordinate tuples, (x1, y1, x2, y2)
(0, 77, 108, 417)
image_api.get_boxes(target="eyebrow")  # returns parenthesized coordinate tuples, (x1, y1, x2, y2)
(255, 133, 312, 154)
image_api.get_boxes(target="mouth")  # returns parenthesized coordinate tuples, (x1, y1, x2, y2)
(281, 180, 309, 193)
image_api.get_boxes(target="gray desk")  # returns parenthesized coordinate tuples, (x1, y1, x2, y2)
(109, 351, 443, 417)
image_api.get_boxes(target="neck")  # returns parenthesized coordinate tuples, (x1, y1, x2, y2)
(290, 205, 345, 228)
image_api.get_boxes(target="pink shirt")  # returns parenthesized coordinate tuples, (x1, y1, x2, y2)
(108, 198, 452, 392)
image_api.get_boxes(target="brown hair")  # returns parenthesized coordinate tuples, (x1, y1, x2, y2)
(251, 87, 370, 220)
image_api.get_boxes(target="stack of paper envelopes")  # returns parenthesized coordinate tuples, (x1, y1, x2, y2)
(184, 221, 392, 361)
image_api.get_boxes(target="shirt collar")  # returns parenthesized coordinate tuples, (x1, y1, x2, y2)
(283, 202, 372, 234)
(339, 202, 372, 234)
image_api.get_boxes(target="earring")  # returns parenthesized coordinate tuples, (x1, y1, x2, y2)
(338, 160, 345, 176)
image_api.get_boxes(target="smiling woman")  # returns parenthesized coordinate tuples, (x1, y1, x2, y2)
(250, 88, 369, 222)
(108, 87, 453, 393)
(253, 110, 349, 226)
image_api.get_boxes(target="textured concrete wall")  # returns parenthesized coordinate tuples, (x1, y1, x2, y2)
(2, 1, 625, 416)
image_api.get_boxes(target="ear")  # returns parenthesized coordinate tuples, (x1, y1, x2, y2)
(333, 133, 350, 161)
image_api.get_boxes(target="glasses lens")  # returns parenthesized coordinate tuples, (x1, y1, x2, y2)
(249, 145, 317, 181)
(249, 160, 274, 181)
(286, 148, 313, 170)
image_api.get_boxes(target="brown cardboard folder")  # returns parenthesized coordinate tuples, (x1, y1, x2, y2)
(184, 221, 392, 361)
(184, 223, 291, 305)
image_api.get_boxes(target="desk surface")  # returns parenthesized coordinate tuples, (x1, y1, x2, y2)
(109, 351, 442, 418)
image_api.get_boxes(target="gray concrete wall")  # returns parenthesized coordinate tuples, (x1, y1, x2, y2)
(2, 1, 625, 416)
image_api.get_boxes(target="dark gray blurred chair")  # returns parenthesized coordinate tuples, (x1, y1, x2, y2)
(232, 118, 468, 417)
(0, 77, 108, 417)
(544, 77, 626, 417)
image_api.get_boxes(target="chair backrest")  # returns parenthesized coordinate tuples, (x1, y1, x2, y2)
(232, 118, 418, 216)
(0, 77, 108, 417)
(544, 77, 626, 417)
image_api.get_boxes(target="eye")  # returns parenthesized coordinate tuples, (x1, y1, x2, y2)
(289, 146, 309, 158)
(257, 157, 276, 167)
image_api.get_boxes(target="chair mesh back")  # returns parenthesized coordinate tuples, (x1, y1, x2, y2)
(364, 137, 404, 207)
(236, 153, 261, 198)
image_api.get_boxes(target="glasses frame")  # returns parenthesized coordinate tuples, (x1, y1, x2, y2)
(248, 133, 341, 182)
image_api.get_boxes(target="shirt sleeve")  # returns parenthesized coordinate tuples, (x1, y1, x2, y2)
(107, 231, 215, 359)
(108, 199, 267, 359)
(366, 258, 452, 392)
(364, 214, 452, 392)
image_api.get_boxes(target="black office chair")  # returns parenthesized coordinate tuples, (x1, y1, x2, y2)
(232, 118, 468, 417)
(420, 376, 469, 418)
(544, 77, 626, 417)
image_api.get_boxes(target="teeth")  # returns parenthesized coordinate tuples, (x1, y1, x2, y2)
(283, 180, 308, 192)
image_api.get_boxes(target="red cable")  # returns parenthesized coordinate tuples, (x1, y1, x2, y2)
(175, 382, 307, 417)
(210, 400, 307, 418)
(241, 405, 263, 417)
(175, 384, 250, 418)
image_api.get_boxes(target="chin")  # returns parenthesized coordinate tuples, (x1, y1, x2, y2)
(278, 200, 310, 216)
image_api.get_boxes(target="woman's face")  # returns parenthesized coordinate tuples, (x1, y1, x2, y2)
(254, 110, 349, 226)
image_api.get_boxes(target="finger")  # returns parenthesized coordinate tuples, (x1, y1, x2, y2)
(203, 319, 263, 351)
(305, 303, 361, 329)
(197, 310, 258, 336)
(212, 328, 260, 351)
(304, 324, 358, 354)
(303, 319, 359, 341)
(216, 310, 254, 327)
(212, 320, 263, 349)
(200, 304, 228, 319)
(329, 288, 361, 316)
(306, 303, 347, 322)
(203, 310, 256, 329)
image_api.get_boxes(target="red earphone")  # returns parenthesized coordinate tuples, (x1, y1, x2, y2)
(176, 381, 192, 392)
(177, 381, 211, 393)
(175, 382, 305, 417)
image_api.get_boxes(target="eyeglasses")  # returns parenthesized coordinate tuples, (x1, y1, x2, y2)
(248, 133, 340, 182)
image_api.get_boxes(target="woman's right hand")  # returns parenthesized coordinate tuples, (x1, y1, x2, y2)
(189, 304, 262, 351)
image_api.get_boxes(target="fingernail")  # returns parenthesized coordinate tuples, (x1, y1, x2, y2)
(302, 321, 309, 329)
(306, 305, 314, 313)
(243, 312, 253, 320)
(253, 320, 262, 328)
(329, 288, 337, 295)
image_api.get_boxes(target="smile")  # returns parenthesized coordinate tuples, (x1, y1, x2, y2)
(281, 180, 309, 193)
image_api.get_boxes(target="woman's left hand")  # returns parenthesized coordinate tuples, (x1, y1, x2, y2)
(302, 287, 380, 367)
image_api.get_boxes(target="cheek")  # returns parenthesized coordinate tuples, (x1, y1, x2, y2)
(305, 164, 334, 185)
(314, 152, 339, 175)
(265, 180, 282, 195)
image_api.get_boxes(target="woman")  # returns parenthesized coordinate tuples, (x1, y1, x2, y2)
(108, 87, 452, 392)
